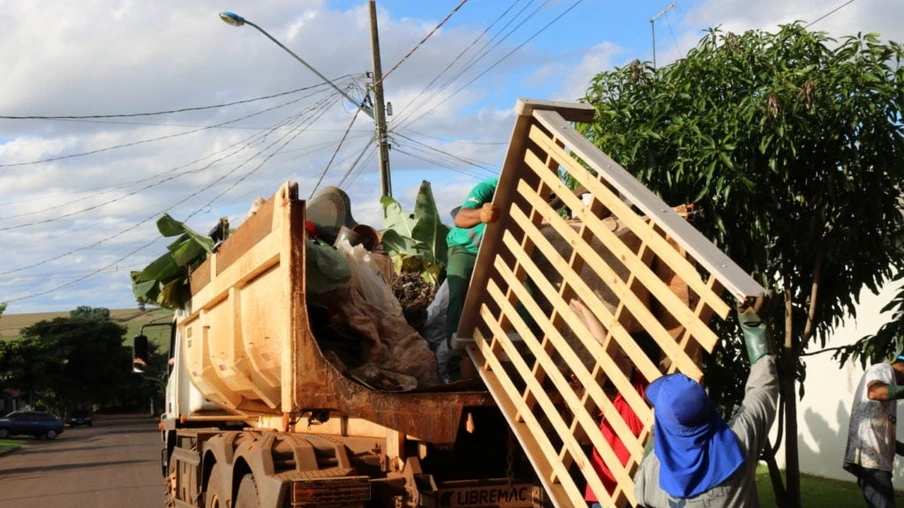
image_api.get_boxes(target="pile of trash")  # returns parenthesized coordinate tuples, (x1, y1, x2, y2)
(302, 186, 450, 391)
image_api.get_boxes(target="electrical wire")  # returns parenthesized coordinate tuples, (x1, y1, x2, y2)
(375, 0, 471, 86)
(392, 0, 540, 128)
(402, 128, 507, 145)
(5, 237, 164, 303)
(0, 91, 343, 275)
(0, 93, 337, 231)
(400, 0, 585, 130)
(345, 147, 380, 188)
(391, 132, 499, 174)
(183, 93, 344, 222)
(665, 10, 684, 58)
(308, 108, 363, 199)
(0, 79, 350, 120)
(336, 138, 377, 189)
(394, 147, 484, 180)
(805, 0, 858, 28)
(0, 77, 352, 168)
(0, 93, 339, 222)
(388, 0, 526, 131)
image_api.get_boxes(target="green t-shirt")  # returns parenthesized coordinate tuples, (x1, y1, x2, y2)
(446, 177, 499, 254)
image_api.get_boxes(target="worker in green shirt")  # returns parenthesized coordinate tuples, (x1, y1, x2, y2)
(445, 177, 500, 354)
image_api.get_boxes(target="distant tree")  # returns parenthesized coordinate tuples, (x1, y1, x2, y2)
(18, 317, 136, 413)
(0, 302, 6, 317)
(580, 24, 904, 507)
(70, 306, 111, 321)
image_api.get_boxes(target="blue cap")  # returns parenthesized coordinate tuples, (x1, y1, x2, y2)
(646, 374, 745, 497)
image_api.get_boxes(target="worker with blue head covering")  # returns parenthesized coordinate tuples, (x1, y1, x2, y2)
(634, 295, 779, 507)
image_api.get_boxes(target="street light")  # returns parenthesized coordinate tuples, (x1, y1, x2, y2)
(219, 11, 373, 119)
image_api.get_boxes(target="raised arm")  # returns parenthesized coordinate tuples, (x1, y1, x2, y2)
(729, 302, 779, 454)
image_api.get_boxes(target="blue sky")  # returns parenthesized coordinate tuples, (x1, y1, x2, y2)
(0, 0, 899, 314)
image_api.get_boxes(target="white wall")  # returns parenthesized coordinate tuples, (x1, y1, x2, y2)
(771, 281, 904, 483)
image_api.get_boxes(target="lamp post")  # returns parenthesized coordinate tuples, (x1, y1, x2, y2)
(219, 11, 373, 119)
(219, 10, 394, 198)
(650, 2, 677, 69)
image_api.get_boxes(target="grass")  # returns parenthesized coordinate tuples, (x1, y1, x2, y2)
(754, 464, 901, 506)
(0, 438, 25, 455)
(0, 307, 173, 347)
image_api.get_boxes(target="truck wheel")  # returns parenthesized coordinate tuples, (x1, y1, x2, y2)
(205, 464, 228, 508)
(234, 473, 260, 508)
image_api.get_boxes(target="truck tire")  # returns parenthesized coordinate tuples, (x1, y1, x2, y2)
(234, 473, 260, 508)
(205, 464, 227, 508)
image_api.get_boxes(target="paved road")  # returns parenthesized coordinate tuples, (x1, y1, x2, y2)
(0, 417, 162, 508)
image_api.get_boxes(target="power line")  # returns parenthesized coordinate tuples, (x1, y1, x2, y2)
(665, 10, 684, 58)
(393, 0, 543, 128)
(402, 128, 507, 145)
(394, 147, 484, 180)
(0, 79, 349, 168)
(376, 0, 471, 86)
(0, 79, 349, 120)
(391, 132, 499, 174)
(184, 93, 343, 221)
(806, 0, 858, 28)
(308, 107, 363, 198)
(400, 0, 585, 130)
(6, 239, 164, 303)
(0, 92, 339, 231)
(389, 0, 525, 129)
(337, 140, 377, 188)
(0, 93, 343, 275)
(345, 148, 380, 188)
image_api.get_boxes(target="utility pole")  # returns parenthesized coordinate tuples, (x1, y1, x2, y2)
(369, 0, 392, 198)
(650, 2, 677, 69)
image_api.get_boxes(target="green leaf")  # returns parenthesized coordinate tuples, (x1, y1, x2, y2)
(410, 181, 450, 266)
(139, 252, 182, 282)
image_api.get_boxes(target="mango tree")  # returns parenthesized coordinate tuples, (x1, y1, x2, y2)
(580, 24, 904, 507)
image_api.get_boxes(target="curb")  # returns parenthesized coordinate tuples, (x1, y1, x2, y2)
(0, 445, 22, 457)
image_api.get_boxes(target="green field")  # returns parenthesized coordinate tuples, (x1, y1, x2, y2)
(0, 308, 173, 347)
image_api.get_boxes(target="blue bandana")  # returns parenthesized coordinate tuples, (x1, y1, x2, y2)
(647, 374, 745, 498)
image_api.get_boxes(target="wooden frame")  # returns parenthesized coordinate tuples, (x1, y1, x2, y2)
(454, 99, 765, 507)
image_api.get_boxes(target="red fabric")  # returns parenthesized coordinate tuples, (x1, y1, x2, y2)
(585, 378, 649, 503)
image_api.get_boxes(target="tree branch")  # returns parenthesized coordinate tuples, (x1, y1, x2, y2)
(799, 252, 823, 348)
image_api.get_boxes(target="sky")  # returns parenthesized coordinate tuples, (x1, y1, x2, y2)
(0, 0, 901, 314)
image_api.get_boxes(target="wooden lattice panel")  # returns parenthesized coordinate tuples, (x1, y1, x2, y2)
(454, 99, 765, 508)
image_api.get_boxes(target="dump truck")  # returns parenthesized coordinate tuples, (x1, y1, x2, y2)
(133, 99, 765, 508)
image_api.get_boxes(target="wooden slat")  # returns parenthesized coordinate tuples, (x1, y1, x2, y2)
(512, 183, 704, 380)
(531, 109, 765, 301)
(479, 306, 633, 507)
(499, 231, 655, 423)
(487, 269, 646, 456)
(515, 98, 596, 124)
(527, 125, 734, 319)
(467, 337, 588, 507)
(523, 147, 719, 351)
(668, 277, 723, 376)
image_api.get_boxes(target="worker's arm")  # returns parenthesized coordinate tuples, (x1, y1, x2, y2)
(728, 303, 779, 455)
(453, 203, 500, 228)
(866, 380, 904, 401)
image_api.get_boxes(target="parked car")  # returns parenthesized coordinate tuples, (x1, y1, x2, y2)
(0, 411, 64, 440)
(68, 409, 93, 427)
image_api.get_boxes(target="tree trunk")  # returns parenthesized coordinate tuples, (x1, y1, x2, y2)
(783, 289, 801, 508)
(782, 351, 801, 508)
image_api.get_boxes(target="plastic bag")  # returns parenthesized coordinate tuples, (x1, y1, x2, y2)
(335, 238, 404, 319)
(423, 280, 451, 383)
